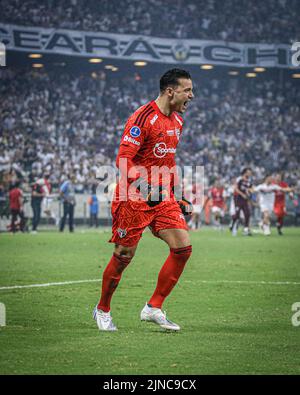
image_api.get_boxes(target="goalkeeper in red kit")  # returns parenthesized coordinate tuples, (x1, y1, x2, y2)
(93, 69, 194, 331)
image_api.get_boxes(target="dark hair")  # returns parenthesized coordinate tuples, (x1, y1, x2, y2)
(10, 181, 20, 190)
(241, 167, 251, 175)
(160, 68, 192, 93)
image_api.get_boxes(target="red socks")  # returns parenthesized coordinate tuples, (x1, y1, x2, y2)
(98, 245, 192, 312)
(97, 253, 132, 312)
(148, 245, 192, 309)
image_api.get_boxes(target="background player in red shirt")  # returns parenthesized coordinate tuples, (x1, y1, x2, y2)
(208, 178, 226, 230)
(9, 182, 26, 233)
(94, 69, 194, 331)
(273, 172, 292, 235)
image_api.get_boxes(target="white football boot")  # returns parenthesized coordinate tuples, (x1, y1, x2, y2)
(140, 303, 180, 331)
(93, 306, 117, 331)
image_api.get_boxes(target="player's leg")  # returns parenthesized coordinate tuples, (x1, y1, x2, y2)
(262, 210, 271, 235)
(212, 207, 219, 229)
(94, 243, 138, 331)
(19, 210, 26, 232)
(276, 215, 283, 235)
(59, 202, 68, 231)
(141, 228, 191, 331)
(242, 202, 252, 236)
(140, 202, 192, 331)
(69, 203, 74, 232)
(35, 202, 41, 231)
(31, 202, 37, 232)
(10, 209, 18, 233)
(214, 208, 222, 230)
(95, 200, 149, 331)
(149, 227, 191, 305)
(231, 205, 241, 236)
(97, 244, 137, 312)
(275, 206, 284, 235)
(219, 209, 225, 231)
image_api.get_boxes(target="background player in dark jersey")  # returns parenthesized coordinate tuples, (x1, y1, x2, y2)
(231, 167, 253, 236)
(94, 69, 194, 331)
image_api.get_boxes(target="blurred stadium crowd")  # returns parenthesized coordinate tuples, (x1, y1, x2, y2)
(2, 0, 299, 44)
(0, 67, 300, 195)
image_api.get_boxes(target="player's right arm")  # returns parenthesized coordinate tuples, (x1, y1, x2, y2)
(116, 120, 147, 183)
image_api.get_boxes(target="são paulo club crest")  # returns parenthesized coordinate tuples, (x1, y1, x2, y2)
(117, 228, 127, 238)
(172, 42, 190, 61)
(130, 126, 141, 138)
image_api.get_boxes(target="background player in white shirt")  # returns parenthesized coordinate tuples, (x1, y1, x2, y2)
(254, 175, 292, 235)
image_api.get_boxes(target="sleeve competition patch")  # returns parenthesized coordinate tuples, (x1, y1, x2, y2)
(130, 126, 141, 138)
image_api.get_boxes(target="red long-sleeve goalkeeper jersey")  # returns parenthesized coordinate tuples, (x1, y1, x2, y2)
(115, 100, 184, 202)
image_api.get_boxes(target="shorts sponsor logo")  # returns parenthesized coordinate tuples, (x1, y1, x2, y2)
(130, 126, 141, 138)
(117, 228, 127, 238)
(153, 142, 176, 158)
(124, 135, 140, 146)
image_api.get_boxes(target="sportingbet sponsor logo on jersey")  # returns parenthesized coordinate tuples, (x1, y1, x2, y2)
(123, 135, 140, 146)
(153, 142, 176, 158)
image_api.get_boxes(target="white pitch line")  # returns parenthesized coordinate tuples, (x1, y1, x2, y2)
(0, 279, 101, 291)
(185, 279, 300, 286)
(0, 278, 299, 291)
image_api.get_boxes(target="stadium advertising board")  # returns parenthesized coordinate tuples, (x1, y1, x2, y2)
(0, 23, 296, 68)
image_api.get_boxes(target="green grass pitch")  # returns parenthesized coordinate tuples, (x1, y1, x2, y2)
(0, 227, 299, 375)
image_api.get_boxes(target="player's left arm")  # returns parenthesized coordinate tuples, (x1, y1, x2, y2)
(276, 184, 294, 193)
(281, 186, 294, 193)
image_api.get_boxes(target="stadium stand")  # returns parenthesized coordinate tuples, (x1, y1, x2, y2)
(1, 0, 300, 44)
(0, 67, 299, 193)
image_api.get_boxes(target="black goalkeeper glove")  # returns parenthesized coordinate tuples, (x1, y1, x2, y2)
(178, 197, 193, 216)
(135, 179, 169, 207)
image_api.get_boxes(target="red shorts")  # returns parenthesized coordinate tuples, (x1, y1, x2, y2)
(109, 199, 188, 247)
(274, 205, 286, 217)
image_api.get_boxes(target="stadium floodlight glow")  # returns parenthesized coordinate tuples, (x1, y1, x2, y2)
(28, 54, 43, 59)
(134, 61, 147, 66)
(88, 58, 103, 63)
(246, 72, 257, 78)
(254, 67, 266, 72)
(32, 63, 44, 68)
(105, 65, 115, 70)
(200, 64, 213, 70)
(292, 73, 300, 78)
(111, 67, 118, 72)
(228, 71, 239, 75)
